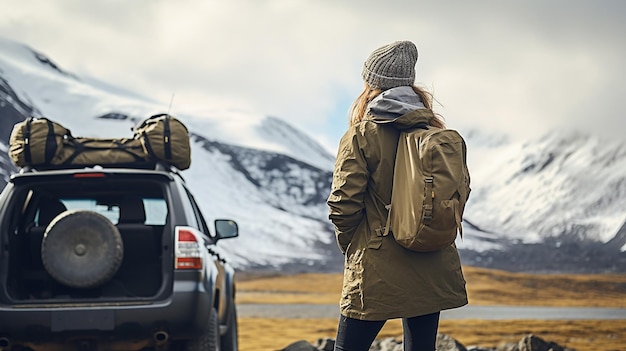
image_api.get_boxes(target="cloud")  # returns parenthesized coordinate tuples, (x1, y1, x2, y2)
(1, 0, 624, 151)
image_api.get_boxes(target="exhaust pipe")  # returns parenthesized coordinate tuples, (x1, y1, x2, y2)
(78, 340, 93, 351)
(0, 337, 10, 349)
(153, 331, 169, 345)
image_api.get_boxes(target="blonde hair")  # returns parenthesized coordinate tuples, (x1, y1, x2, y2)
(348, 84, 445, 128)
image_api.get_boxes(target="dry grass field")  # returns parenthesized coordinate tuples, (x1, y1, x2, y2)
(235, 266, 626, 351)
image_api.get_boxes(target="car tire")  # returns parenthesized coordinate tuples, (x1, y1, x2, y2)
(186, 307, 220, 351)
(220, 304, 238, 351)
(41, 210, 124, 289)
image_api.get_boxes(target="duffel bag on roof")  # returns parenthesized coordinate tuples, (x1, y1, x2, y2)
(133, 114, 191, 170)
(58, 137, 148, 167)
(9, 117, 70, 168)
(9, 114, 191, 170)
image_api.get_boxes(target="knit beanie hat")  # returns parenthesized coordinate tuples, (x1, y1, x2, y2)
(362, 41, 418, 90)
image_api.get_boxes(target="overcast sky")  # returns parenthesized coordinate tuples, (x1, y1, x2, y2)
(1, 0, 624, 152)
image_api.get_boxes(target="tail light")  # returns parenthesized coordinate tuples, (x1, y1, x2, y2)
(175, 226, 203, 270)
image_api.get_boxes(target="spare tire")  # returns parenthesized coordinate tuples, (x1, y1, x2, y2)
(42, 210, 124, 289)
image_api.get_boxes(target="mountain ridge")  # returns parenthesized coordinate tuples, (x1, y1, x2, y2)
(1, 36, 625, 273)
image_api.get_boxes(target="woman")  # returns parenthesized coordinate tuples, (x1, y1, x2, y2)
(327, 40, 467, 351)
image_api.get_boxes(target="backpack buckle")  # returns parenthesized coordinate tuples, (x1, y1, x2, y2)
(375, 226, 390, 237)
(423, 204, 433, 222)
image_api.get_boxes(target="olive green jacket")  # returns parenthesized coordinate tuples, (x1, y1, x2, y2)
(327, 87, 467, 320)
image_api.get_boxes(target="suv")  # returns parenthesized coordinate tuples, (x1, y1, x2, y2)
(0, 164, 239, 351)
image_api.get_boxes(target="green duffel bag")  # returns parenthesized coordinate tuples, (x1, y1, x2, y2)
(9, 117, 70, 167)
(57, 137, 149, 167)
(133, 114, 191, 170)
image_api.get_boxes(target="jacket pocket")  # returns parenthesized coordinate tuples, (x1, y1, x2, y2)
(341, 249, 364, 307)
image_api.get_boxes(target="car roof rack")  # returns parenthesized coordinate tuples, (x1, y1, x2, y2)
(18, 161, 183, 175)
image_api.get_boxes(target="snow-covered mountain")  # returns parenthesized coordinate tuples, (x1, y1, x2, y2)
(460, 128, 626, 272)
(1, 37, 624, 273)
(0, 37, 339, 271)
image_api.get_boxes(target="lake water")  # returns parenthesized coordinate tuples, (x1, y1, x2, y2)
(238, 304, 626, 320)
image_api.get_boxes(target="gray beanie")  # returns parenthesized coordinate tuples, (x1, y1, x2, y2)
(361, 40, 418, 90)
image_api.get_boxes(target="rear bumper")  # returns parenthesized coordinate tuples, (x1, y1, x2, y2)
(0, 276, 214, 342)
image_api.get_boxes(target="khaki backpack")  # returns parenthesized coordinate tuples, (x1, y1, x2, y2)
(383, 126, 471, 252)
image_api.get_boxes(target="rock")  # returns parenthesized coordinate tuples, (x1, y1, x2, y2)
(279, 333, 573, 351)
(495, 334, 574, 351)
(314, 337, 335, 351)
(516, 334, 571, 351)
(437, 333, 468, 351)
(280, 340, 319, 351)
(371, 337, 403, 351)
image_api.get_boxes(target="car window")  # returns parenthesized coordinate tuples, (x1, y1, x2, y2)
(18, 178, 168, 228)
(143, 198, 168, 225)
(175, 181, 199, 229)
(60, 199, 120, 223)
(52, 197, 167, 225)
(182, 187, 213, 238)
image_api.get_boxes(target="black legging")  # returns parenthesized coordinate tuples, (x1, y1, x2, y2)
(333, 312, 440, 351)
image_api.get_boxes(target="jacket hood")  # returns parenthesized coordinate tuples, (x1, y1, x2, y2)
(365, 86, 434, 130)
